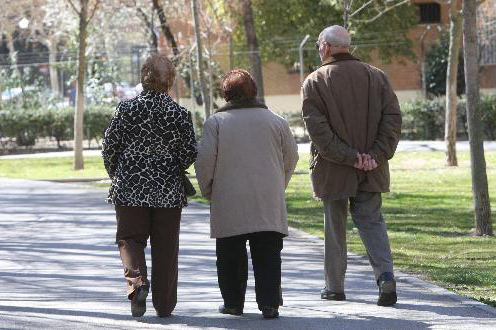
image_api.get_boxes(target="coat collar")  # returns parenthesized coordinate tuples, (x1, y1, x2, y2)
(140, 89, 171, 100)
(321, 52, 360, 67)
(215, 99, 268, 113)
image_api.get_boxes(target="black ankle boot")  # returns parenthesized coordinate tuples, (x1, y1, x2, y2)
(261, 306, 279, 319)
(218, 304, 243, 316)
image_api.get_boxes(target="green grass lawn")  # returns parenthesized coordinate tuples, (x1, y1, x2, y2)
(0, 156, 108, 180)
(285, 152, 496, 307)
(1, 151, 495, 306)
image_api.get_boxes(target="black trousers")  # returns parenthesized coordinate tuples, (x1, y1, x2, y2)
(216, 231, 284, 311)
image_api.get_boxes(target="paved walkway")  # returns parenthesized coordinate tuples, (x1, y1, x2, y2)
(0, 178, 495, 329)
(2, 141, 496, 159)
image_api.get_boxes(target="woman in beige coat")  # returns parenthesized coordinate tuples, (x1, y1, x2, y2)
(195, 69, 299, 319)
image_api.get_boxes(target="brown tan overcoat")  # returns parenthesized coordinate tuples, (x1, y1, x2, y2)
(195, 101, 299, 238)
(301, 53, 402, 200)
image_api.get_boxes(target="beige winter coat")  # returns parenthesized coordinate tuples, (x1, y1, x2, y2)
(195, 100, 299, 238)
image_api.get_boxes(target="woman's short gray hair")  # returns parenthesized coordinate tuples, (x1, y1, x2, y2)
(140, 54, 176, 93)
(320, 25, 351, 49)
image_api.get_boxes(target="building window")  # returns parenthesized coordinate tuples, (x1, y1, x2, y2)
(418, 3, 441, 23)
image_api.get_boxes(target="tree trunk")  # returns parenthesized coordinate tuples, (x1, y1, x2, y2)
(206, 30, 214, 111)
(0, 68, 3, 107)
(241, 0, 265, 103)
(229, 33, 234, 70)
(191, 0, 210, 118)
(463, 0, 493, 236)
(5, 34, 25, 102)
(343, 0, 350, 28)
(74, 0, 89, 170)
(152, 0, 178, 56)
(48, 39, 60, 98)
(445, 0, 462, 166)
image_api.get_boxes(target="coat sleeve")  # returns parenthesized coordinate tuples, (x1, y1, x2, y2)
(368, 73, 402, 164)
(178, 109, 198, 170)
(102, 102, 125, 179)
(281, 120, 299, 189)
(301, 78, 358, 167)
(194, 117, 218, 201)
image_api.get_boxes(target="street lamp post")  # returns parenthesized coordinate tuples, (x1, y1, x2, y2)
(299, 34, 310, 85)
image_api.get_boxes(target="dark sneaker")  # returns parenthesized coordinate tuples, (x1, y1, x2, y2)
(261, 306, 279, 319)
(320, 288, 346, 301)
(218, 304, 243, 316)
(377, 272, 397, 306)
(131, 287, 148, 317)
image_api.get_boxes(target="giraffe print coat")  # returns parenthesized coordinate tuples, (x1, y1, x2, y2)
(102, 90, 197, 208)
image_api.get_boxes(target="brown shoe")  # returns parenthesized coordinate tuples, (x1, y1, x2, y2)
(131, 287, 148, 317)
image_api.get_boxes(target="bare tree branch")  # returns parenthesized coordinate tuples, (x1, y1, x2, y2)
(66, 0, 80, 15)
(86, 0, 101, 25)
(349, 0, 373, 18)
(348, 0, 355, 10)
(355, 0, 411, 24)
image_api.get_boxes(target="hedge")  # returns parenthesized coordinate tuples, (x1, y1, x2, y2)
(401, 94, 496, 140)
(1, 94, 495, 148)
(0, 105, 115, 148)
(283, 94, 496, 141)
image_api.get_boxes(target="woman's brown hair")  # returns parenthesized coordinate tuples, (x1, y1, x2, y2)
(140, 54, 176, 93)
(221, 69, 257, 102)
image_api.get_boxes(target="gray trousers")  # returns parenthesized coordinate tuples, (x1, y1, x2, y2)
(323, 191, 393, 293)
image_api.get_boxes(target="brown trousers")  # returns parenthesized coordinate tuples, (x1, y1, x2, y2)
(115, 205, 181, 316)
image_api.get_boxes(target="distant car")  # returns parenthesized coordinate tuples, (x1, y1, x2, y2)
(1, 88, 23, 101)
(1, 86, 39, 103)
(116, 82, 139, 100)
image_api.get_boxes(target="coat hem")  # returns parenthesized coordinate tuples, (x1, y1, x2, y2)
(210, 227, 289, 239)
(106, 198, 187, 209)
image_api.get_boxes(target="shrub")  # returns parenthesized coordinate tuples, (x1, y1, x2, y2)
(1, 95, 495, 148)
(480, 94, 496, 140)
(401, 98, 445, 140)
(400, 95, 496, 141)
(45, 107, 74, 148)
(84, 105, 115, 145)
(0, 107, 47, 147)
(425, 32, 465, 97)
(0, 105, 115, 148)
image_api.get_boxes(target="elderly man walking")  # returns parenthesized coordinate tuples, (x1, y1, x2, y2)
(301, 25, 401, 306)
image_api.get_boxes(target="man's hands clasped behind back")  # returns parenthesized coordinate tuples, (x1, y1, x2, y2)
(354, 153, 378, 171)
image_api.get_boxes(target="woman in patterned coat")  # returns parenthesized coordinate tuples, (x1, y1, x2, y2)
(102, 54, 197, 318)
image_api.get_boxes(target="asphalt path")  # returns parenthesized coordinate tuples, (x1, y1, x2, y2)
(0, 178, 495, 329)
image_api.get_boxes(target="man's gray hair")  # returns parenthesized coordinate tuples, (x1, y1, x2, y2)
(320, 25, 351, 48)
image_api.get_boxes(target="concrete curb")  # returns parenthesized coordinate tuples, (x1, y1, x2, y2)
(42, 177, 110, 183)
